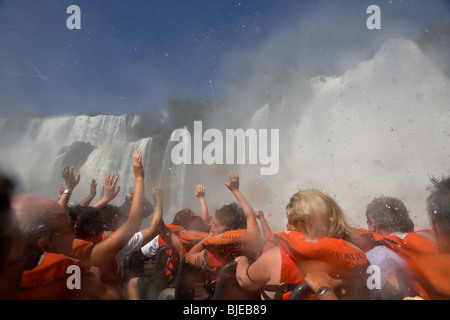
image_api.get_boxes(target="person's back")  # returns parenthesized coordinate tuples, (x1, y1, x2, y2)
(235, 189, 369, 300)
(185, 172, 261, 277)
(361, 196, 439, 299)
(406, 176, 450, 299)
(13, 195, 117, 299)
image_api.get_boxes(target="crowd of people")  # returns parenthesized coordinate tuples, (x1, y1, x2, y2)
(0, 148, 449, 300)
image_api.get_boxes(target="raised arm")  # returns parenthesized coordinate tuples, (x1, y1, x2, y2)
(79, 179, 97, 206)
(254, 210, 273, 240)
(91, 150, 145, 277)
(224, 171, 260, 237)
(140, 187, 164, 245)
(92, 174, 120, 209)
(195, 184, 210, 224)
(57, 166, 81, 209)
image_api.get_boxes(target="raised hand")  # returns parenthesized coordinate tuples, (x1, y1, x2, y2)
(61, 166, 81, 191)
(79, 178, 98, 206)
(152, 186, 163, 205)
(194, 184, 206, 199)
(103, 174, 120, 202)
(133, 149, 144, 180)
(224, 170, 239, 192)
(195, 184, 210, 224)
(254, 209, 265, 220)
(89, 179, 97, 198)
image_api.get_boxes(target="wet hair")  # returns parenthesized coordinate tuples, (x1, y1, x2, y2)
(215, 202, 246, 232)
(427, 176, 450, 235)
(186, 216, 210, 232)
(99, 204, 124, 231)
(68, 205, 105, 239)
(286, 189, 353, 239)
(173, 208, 195, 229)
(365, 196, 414, 234)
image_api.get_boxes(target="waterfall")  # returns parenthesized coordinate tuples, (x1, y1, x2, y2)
(248, 38, 450, 231)
(0, 114, 152, 206)
(157, 129, 187, 218)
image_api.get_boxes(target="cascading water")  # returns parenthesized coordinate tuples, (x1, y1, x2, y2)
(0, 114, 152, 206)
(239, 38, 450, 232)
(158, 129, 187, 218)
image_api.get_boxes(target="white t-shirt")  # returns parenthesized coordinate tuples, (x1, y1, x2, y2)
(140, 236, 160, 258)
(366, 245, 406, 288)
(115, 231, 144, 269)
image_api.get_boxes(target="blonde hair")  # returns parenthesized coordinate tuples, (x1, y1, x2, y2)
(286, 189, 354, 240)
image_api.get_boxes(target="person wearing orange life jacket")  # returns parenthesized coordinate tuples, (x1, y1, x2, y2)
(160, 216, 210, 278)
(359, 196, 438, 299)
(185, 171, 261, 285)
(130, 188, 209, 299)
(235, 189, 369, 300)
(140, 184, 211, 271)
(13, 195, 117, 299)
(71, 182, 164, 289)
(73, 150, 148, 285)
(404, 176, 450, 300)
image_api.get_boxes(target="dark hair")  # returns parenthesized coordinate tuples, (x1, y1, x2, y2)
(365, 197, 414, 234)
(215, 202, 246, 232)
(427, 176, 450, 234)
(68, 205, 105, 239)
(173, 208, 195, 229)
(186, 216, 210, 232)
(99, 204, 124, 231)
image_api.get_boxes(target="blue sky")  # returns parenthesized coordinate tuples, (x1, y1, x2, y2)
(0, 0, 449, 116)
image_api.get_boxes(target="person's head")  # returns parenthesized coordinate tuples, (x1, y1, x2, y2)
(13, 196, 74, 257)
(173, 208, 195, 229)
(186, 215, 210, 232)
(68, 205, 105, 243)
(286, 189, 352, 239)
(210, 202, 246, 235)
(365, 196, 414, 234)
(99, 204, 124, 231)
(427, 176, 450, 254)
(0, 175, 26, 299)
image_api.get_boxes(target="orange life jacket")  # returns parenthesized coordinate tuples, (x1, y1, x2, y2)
(164, 230, 209, 276)
(101, 230, 115, 241)
(358, 229, 438, 259)
(18, 252, 92, 300)
(72, 231, 118, 276)
(267, 231, 369, 300)
(158, 224, 181, 246)
(203, 229, 261, 280)
(358, 228, 439, 298)
(406, 253, 450, 300)
(72, 238, 94, 265)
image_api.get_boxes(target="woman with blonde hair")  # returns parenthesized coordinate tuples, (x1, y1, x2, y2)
(235, 189, 369, 300)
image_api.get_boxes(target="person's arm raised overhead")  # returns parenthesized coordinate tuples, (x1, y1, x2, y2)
(224, 171, 260, 237)
(140, 187, 164, 245)
(254, 209, 272, 240)
(195, 184, 210, 224)
(57, 166, 81, 209)
(90, 150, 145, 278)
(92, 174, 121, 209)
(79, 178, 97, 206)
